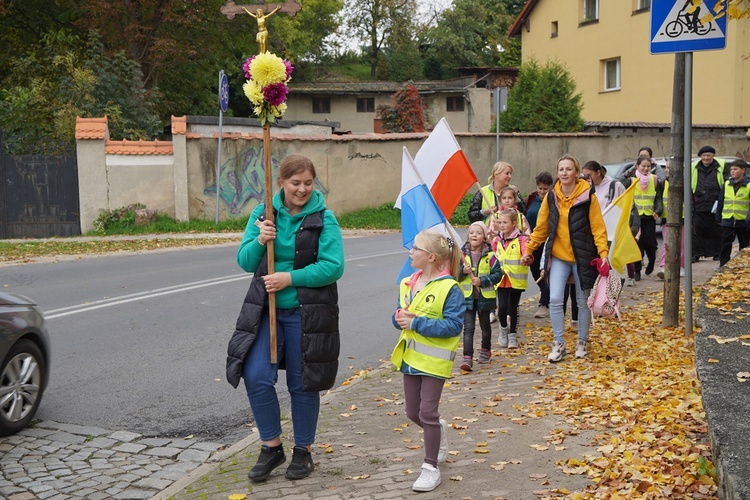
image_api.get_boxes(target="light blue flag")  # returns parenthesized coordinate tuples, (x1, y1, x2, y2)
(396, 147, 449, 283)
(400, 182, 446, 249)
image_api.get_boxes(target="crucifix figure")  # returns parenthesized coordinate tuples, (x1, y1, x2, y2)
(222, 0, 301, 52)
(243, 6, 281, 53)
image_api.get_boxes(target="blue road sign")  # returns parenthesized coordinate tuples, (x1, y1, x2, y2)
(219, 71, 229, 112)
(650, 0, 727, 54)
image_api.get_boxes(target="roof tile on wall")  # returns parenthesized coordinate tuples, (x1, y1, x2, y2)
(172, 115, 187, 135)
(105, 139, 173, 155)
(75, 117, 108, 140)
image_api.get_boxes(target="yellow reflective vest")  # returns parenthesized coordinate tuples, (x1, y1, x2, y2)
(661, 180, 685, 219)
(391, 278, 460, 379)
(633, 174, 657, 216)
(722, 181, 750, 221)
(459, 254, 497, 299)
(495, 236, 528, 291)
(479, 185, 498, 223)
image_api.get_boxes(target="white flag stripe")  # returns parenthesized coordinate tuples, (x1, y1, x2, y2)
(395, 118, 462, 209)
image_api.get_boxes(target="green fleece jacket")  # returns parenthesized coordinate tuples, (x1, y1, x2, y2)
(236, 190, 345, 308)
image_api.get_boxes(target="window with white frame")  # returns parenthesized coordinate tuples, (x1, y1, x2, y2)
(583, 0, 599, 22)
(632, 0, 651, 14)
(603, 58, 621, 91)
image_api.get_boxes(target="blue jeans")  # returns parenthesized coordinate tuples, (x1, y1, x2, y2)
(242, 308, 320, 446)
(548, 257, 591, 344)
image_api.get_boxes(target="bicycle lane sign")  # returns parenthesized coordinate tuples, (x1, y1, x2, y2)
(650, 0, 727, 54)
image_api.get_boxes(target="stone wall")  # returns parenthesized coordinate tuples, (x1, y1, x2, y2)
(75, 115, 750, 232)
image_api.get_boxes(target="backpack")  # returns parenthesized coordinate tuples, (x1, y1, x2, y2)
(587, 269, 623, 320)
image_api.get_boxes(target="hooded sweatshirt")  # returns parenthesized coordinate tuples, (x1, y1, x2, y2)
(237, 189, 345, 309)
(526, 179, 609, 263)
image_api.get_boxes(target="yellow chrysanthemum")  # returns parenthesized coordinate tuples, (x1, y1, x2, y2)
(249, 52, 287, 88)
(271, 102, 287, 117)
(243, 80, 264, 105)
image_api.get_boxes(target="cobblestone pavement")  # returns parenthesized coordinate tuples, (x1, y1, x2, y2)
(0, 421, 224, 499)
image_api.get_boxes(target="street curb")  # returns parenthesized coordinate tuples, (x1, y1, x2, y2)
(151, 360, 393, 500)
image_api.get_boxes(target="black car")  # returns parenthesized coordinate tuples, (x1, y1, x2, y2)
(0, 292, 50, 435)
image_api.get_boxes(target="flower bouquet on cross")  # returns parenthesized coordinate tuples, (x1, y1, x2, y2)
(242, 53, 293, 126)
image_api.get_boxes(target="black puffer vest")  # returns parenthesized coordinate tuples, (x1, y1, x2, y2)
(541, 184, 600, 290)
(226, 210, 340, 391)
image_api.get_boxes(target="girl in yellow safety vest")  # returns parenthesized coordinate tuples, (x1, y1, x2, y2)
(391, 229, 464, 493)
(623, 155, 664, 280)
(458, 222, 502, 371)
(492, 208, 530, 349)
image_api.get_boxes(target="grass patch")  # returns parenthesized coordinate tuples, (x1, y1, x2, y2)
(89, 213, 249, 236)
(337, 203, 400, 229)
(337, 193, 473, 231)
(331, 63, 371, 81)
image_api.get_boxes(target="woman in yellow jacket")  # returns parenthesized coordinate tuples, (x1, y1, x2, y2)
(391, 230, 464, 492)
(520, 155, 609, 363)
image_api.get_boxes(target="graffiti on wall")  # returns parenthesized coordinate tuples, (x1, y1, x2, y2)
(203, 144, 329, 216)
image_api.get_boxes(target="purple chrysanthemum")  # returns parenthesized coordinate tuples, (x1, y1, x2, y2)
(263, 83, 289, 106)
(283, 60, 294, 79)
(243, 56, 255, 79)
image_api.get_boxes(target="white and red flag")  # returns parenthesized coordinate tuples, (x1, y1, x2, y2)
(396, 117, 478, 219)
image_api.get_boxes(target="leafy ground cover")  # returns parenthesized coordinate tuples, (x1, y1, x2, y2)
(509, 269, 745, 499)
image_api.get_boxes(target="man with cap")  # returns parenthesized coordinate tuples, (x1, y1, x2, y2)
(691, 145, 729, 261)
(716, 158, 750, 267)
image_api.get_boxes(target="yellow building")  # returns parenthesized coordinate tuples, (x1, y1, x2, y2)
(509, 0, 750, 127)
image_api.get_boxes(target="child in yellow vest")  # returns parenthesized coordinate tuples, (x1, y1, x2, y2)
(499, 186, 531, 234)
(391, 230, 464, 492)
(458, 222, 502, 370)
(623, 155, 664, 279)
(491, 208, 530, 349)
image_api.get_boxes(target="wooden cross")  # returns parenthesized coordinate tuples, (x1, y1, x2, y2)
(221, 0, 301, 19)
(221, 0, 303, 364)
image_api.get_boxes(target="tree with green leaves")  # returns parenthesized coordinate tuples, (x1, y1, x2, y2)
(422, 0, 520, 80)
(499, 59, 584, 133)
(344, 0, 419, 79)
(0, 30, 161, 154)
(0, 0, 344, 137)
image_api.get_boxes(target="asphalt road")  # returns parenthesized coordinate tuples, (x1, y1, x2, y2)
(0, 233, 410, 445)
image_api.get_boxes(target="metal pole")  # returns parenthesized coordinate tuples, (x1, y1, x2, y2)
(215, 70, 224, 225)
(683, 52, 693, 336)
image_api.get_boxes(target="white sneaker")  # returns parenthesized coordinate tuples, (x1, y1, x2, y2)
(575, 340, 588, 359)
(626, 278, 635, 287)
(548, 341, 566, 363)
(680, 268, 685, 277)
(412, 463, 441, 492)
(489, 311, 498, 323)
(657, 268, 665, 280)
(534, 305, 549, 318)
(437, 419, 448, 463)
